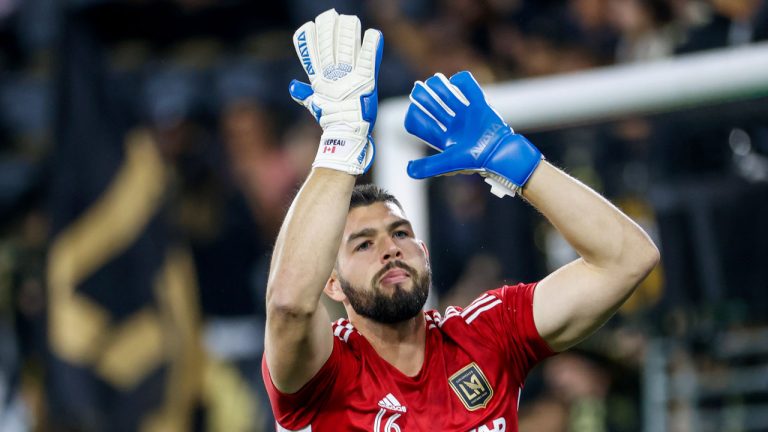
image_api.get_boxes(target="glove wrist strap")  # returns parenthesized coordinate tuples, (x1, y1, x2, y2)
(313, 132, 373, 176)
(483, 174, 519, 198)
(490, 133, 543, 184)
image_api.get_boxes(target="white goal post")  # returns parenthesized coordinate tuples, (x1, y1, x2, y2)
(374, 41, 768, 243)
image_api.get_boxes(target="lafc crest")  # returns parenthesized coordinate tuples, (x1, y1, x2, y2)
(449, 362, 493, 410)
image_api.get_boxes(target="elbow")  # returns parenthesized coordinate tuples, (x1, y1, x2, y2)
(648, 241, 661, 269)
(267, 294, 317, 321)
(266, 279, 320, 320)
(640, 235, 661, 271)
(627, 237, 661, 282)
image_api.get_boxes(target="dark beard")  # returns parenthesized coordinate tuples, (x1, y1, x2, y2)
(338, 260, 431, 324)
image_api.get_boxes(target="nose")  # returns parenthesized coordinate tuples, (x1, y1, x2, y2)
(381, 237, 403, 263)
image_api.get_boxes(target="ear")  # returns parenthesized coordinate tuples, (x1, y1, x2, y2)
(418, 240, 430, 263)
(324, 269, 347, 302)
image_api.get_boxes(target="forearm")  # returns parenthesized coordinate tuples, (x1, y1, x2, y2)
(521, 161, 658, 274)
(267, 168, 355, 312)
(523, 161, 659, 350)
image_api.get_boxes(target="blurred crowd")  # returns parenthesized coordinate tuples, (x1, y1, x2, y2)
(0, 0, 767, 431)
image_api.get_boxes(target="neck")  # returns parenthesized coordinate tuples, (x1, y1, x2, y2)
(350, 312, 427, 377)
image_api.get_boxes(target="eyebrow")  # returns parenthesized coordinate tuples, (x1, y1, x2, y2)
(346, 219, 413, 246)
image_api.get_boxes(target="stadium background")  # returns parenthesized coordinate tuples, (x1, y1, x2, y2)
(0, 0, 767, 430)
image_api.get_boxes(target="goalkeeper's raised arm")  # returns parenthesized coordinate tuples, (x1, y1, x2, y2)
(405, 71, 661, 352)
(264, 9, 382, 394)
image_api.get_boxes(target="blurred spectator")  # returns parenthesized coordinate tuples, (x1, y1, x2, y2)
(677, 0, 768, 52)
(367, 0, 495, 81)
(608, 0, 680, 62)
(567, 0, 623, 63)
(519, 350, 644, 432)
(219, 100, 297, 236)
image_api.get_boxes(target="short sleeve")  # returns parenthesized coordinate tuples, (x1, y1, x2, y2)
(494, 283, 555, 379)
(261, 336, 348, 430)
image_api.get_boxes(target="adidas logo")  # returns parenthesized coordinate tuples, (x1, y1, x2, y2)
(378, 393, 407, 413)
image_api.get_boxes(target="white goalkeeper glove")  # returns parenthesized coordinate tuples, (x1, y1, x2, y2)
(289, 9, 383, 175)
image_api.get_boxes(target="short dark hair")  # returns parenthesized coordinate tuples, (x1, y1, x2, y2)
(350, 184, 403, 212)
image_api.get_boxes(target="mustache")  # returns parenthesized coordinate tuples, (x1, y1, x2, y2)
(373, 260, 417, 283)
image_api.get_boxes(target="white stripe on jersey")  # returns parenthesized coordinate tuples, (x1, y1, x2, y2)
(332, 319, 354, 342)
(440, 306, 461, 327)
(465, 299, 502, 324)
(444, 306, 460, 318)
(333, 326, 344, 337)
(424, 314, 437, 329)
(430, 311, 442, 324)
(461, 294, 495, 318)
(441, 295, 502, 326)
(276, 421, 311, 431)
(386, 393, 401, 407)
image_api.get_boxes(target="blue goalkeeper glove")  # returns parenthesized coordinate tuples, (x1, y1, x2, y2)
(289, 9, 383, 175)
(404, 70, 543, 197)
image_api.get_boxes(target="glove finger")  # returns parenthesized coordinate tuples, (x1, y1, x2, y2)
(293, 22, 320, 80)
(407, 151, 475, 179)
(410, 81, 453, 129)
(288, 79, 313, 103)
(425, 73, 468, 114)
(449, 70, 486, 105)
(315, 9, 339, 73)
(404, 104, 447, 151)
(357, 29, 382, 130)
(336, 14, 361, 69)
(357, 29, 383, 80)
(288, 80, 321, 121)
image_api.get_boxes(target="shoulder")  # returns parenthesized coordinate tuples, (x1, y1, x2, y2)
(438, 287, 511, 327)
(435, 283, 540, 335)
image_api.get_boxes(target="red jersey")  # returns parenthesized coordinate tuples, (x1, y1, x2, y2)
(262, 283, 555, 432)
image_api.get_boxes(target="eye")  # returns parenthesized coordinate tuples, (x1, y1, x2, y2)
(355, 240, 372, 252)
(393, 230, 409, 239)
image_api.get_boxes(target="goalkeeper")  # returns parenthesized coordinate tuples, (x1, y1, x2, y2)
(262, 9, 659, 432)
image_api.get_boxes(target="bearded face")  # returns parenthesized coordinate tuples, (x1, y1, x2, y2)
(338, 259, 431, 324)
(334, 201, 432, 324)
